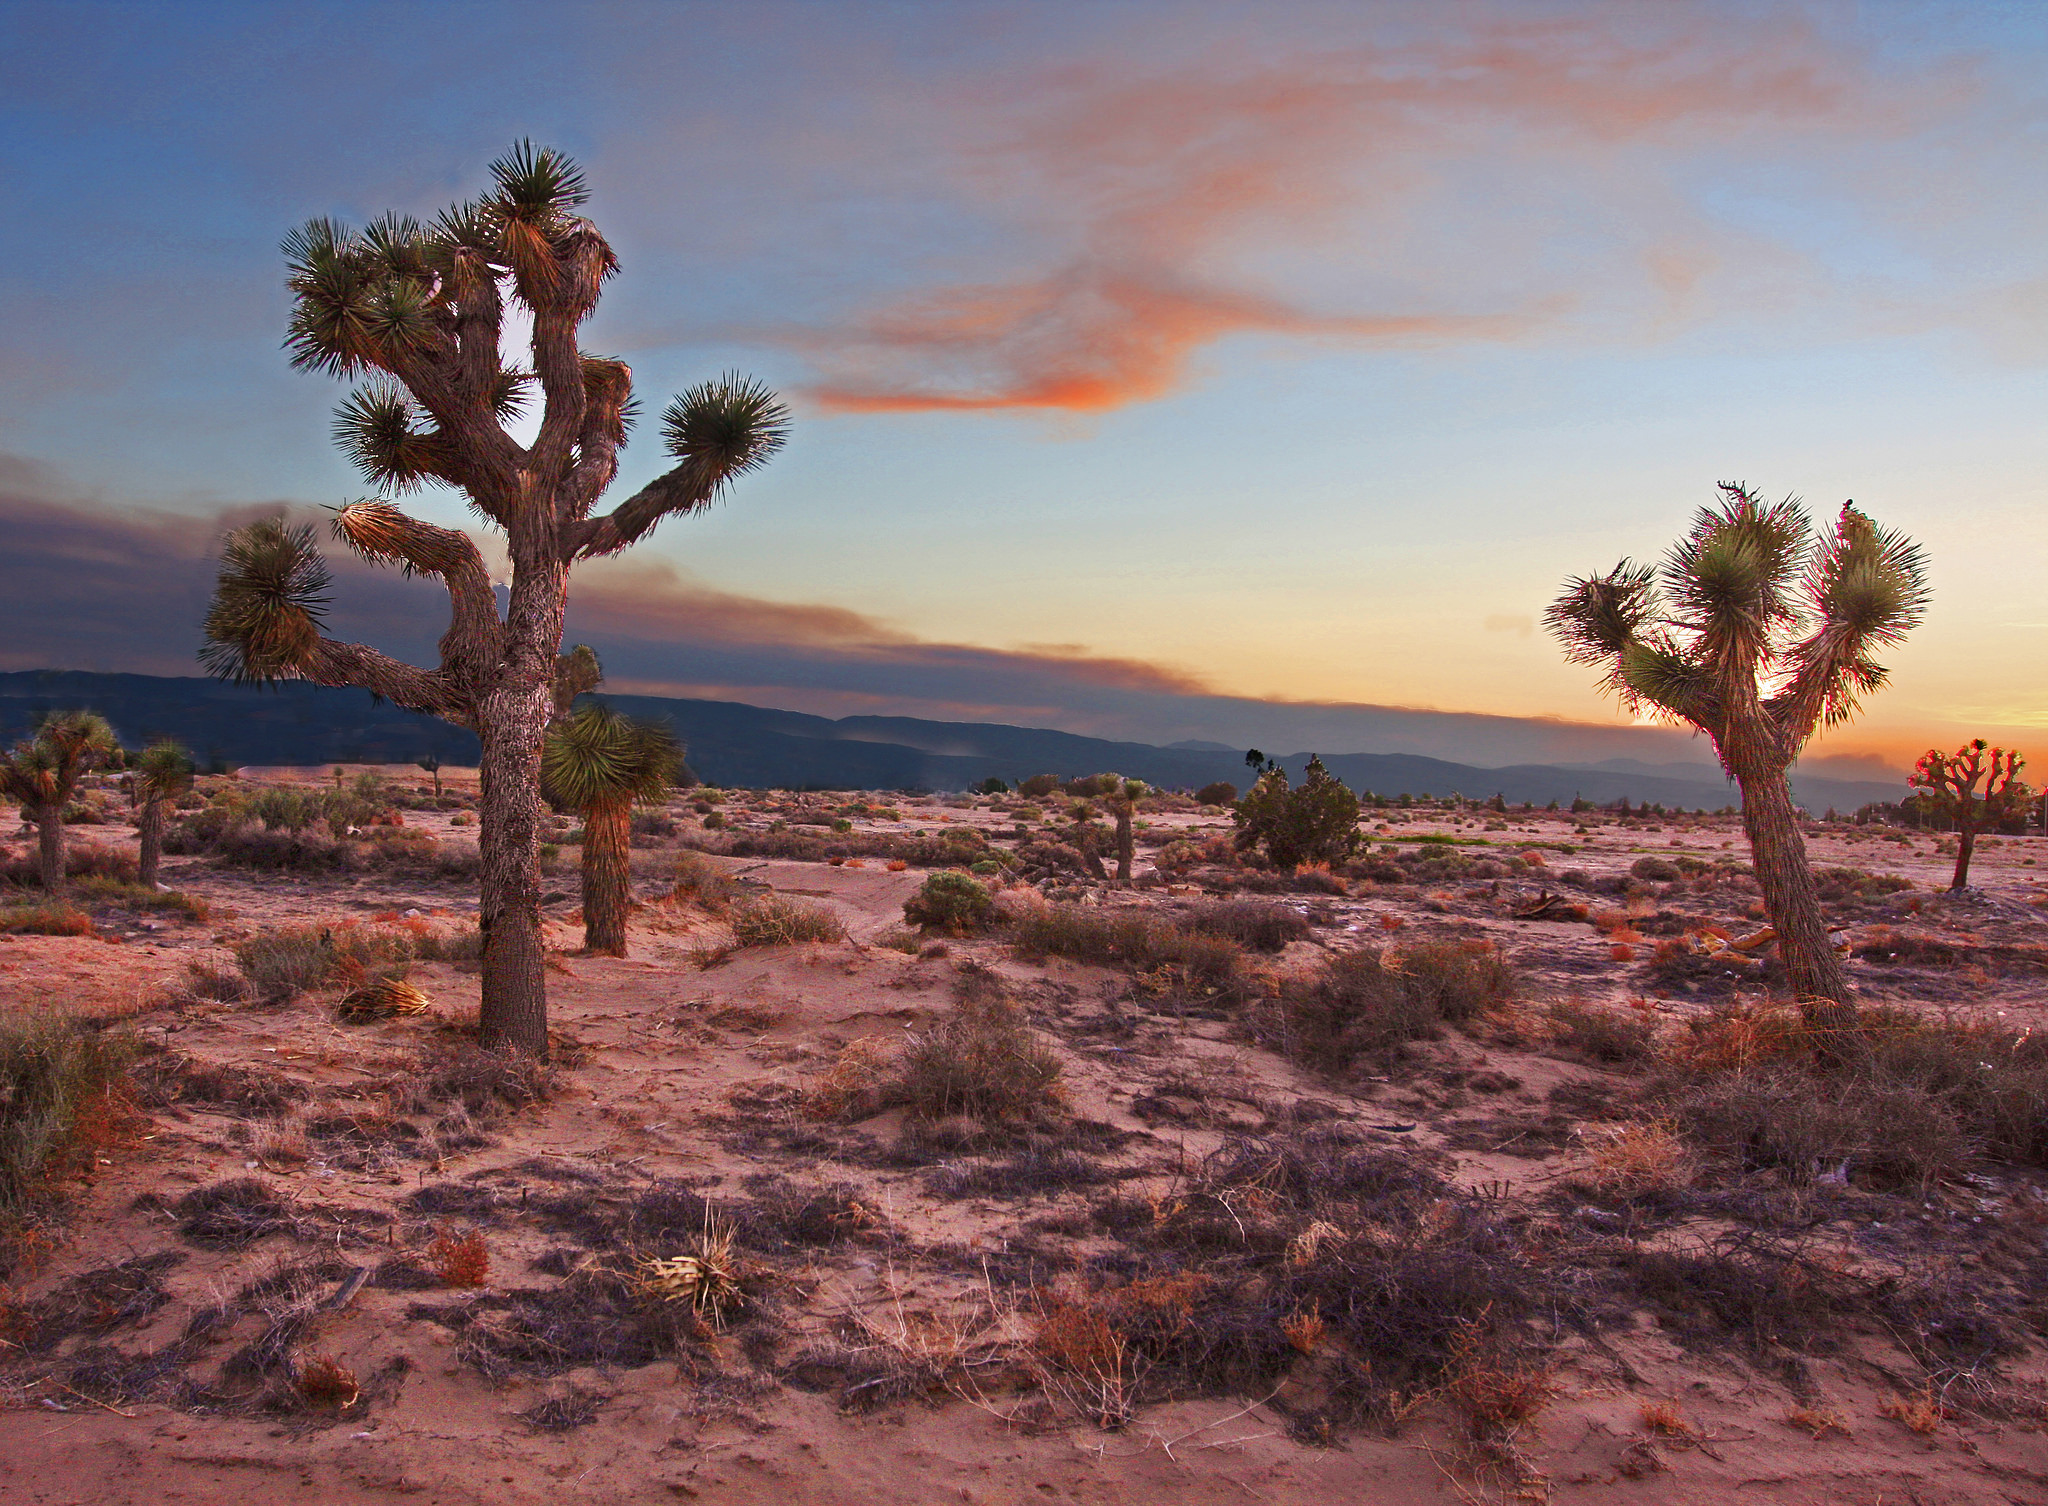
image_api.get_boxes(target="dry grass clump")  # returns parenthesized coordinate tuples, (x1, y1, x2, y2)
(0, 845, 137, 888)
(1010, 903, 1248, 1005)
(1582, 1118, 1695, 1197)
(334, 973, 433, 1022)
(389, 1043, 558, 1119)
(1656, 999, 2048, 1189)
(0, 900, 96, 936)
(631, 1216, 741, 1325)
(1176, 898, 1314, 952)
(1255, 941, 1520, 1072)
(727, 892, 846, 948)
(897, 971, 1063, 1123)
(1546, 997, 1658, 1064)
(802, 1036, 897, 1120)
(0, 1013, 139, 1270)
(231, 918, 480, 1003)
(667, 850, 741, 913)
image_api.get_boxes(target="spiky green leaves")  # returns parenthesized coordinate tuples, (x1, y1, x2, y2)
(661, 374, 792, 493)
(0, 711, 118, 811)
(332, 382, 458, 490)
(133, 740, 196, 803)
(540, 704, 683, 813)
(1547, 485, 1930, 758)
(200, 519, 333, 683)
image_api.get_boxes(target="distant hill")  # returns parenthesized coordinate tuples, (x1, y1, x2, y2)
(0, 670, 1907, 812)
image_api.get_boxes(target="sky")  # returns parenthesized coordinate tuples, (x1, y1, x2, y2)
(1, 0, 2044, 773)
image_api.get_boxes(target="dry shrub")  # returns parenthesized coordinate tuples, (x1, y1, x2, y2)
(0, 901, 95, 936)
(0, 845, 137, 887)
(0, 1014, 140, 1263)
(297, 1354, 361, 1408)
(1010, 903, 1248, 1004)
(428, 1226, 490, 1288)
(1880, 1387, 1949, 1435)
(667, 850, 741, 914)
(897, 979, 1063, 1123)
(1258, 941, 1520, 1071)
(1177, 898, 1313, 952)
(1546, 997, 1657, 1064)
(391, 1043, 557, 1119)
(1439, 1321, 1555, 1439)
(1583, 1119, 1694, 1197)
(1785, 1405, 1851, 1439)
(233, 919, 474, 1003)
(1638, 1398, 1691, 1436)
(802, 1036, 897, 1120)
(729, 892, 846, 948)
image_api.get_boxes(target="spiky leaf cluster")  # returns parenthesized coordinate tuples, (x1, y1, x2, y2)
(541, 704, 684, 813)
(200, 519, 333, 683)
(0, 711, 118, 811)
(1545, 485, 1929, 759)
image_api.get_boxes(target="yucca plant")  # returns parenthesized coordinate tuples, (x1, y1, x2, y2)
(1098, 775, 1148, 885)
(200, 143, 787, 1052)
(541, 704, 683, 956)
(0, 711, 118, 891)
(1547, 485, 1929, 1032)
(131, 738, 195, 890)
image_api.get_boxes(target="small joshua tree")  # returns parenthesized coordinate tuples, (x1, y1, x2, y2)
(200, 144, 787, 1052)
(132, 739, 196, 890)
(1233, 755, 1361, 870)
(1098, 775, 1148, 884)
(0, 712, 118, 891)
(1547, 485, 1929, 1032)
(416, 752, 443, 798)
(1909, 740, 2029, 891)
(541, 703, 682, 956)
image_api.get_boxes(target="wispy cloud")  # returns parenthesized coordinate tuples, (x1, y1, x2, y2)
(797, 13, 1965, 413)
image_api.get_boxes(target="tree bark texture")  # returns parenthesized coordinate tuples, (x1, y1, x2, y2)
(35, 806, 64, 891)
(1736, 772, 1855, 1032)
(1950, 822, 1977, 891)
(138, 799, 165, 890)
(581, 796, 631, 956)
(1114, 810, 1134, 885)
(476, 684, 553, 1056)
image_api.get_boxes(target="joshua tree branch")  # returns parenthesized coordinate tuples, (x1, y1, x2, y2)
(567, 462, 716, 560)
(297, 638, 470, 724)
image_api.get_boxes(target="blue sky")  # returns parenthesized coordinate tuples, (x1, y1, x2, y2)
(2, 0, 2044, 768)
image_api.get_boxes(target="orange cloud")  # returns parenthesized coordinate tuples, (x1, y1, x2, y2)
(799, 14, 1964, 413)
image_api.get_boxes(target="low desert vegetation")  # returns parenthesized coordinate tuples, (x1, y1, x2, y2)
(0, 1012, 139, 1272)
(1252, 941, 1521, 1071)
(1010, 903, 1249, 1005)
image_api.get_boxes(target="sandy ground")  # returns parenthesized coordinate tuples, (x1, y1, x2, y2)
(2, 781, 2046, 1503)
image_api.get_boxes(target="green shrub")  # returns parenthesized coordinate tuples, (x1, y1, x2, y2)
(904, 872, 996, 935)
(1195, 781, 1238, 807)
(1629, 856, 1682, 882)
(1232, 756, 1361, 870)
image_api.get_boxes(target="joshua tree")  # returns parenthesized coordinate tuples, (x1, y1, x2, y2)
(1099, 775, 1147, 884)
(416, 751, 443, 798)
(0, 711, 118, 891)
(132, 739, 196, 890)
(541, 704, 683, 956)
(1909, 740, 2029, 891)
(200, 144, 787, 1054)
(1547, 485, 1929, 1032)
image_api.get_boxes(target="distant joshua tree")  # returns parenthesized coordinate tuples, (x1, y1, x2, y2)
(1909, 740, 2029, 891)
(542, 704, 683, 956)
(0, 711, 118, 891)
(132, 739, 196, 890)
(200, 144, 787, 1054)
(1547, 485, 1928, 1034)
(416, 751, 444, 798)
(1098, 775, 1148, 884)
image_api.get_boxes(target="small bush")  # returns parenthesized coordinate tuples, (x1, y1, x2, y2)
(1195, 781, 1238, 807)
(0, 1014, 139, 1239)
(1232, 757, 1361, 870)
(1630, 856, 1682, 882)
(428, 1226, 490, 1288)
(902, 872, 995, 935)
(1259, 942, 1519, 1071)
(729, 893, 846, 948)
(667, 850, 741, 913)
(1010, 904, 1247, 1003)
(1546, 998, 1657, 1065)
(0, 845, 138, 888)
(0, 902, 95, 937)
(897, 975, 1063, 1122)
(1178, 898, 1312, 952)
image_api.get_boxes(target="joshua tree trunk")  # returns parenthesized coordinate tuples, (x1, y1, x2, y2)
(138, 797, 165, 889)
(581, 795, 631, 956)
(1735, 771, 1853, 1030)
(476, 683, 553, 1055)
(34, 804, 63, 891)
(1113, 808, 1134, 885)
(1951, 824, 1978, 891)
